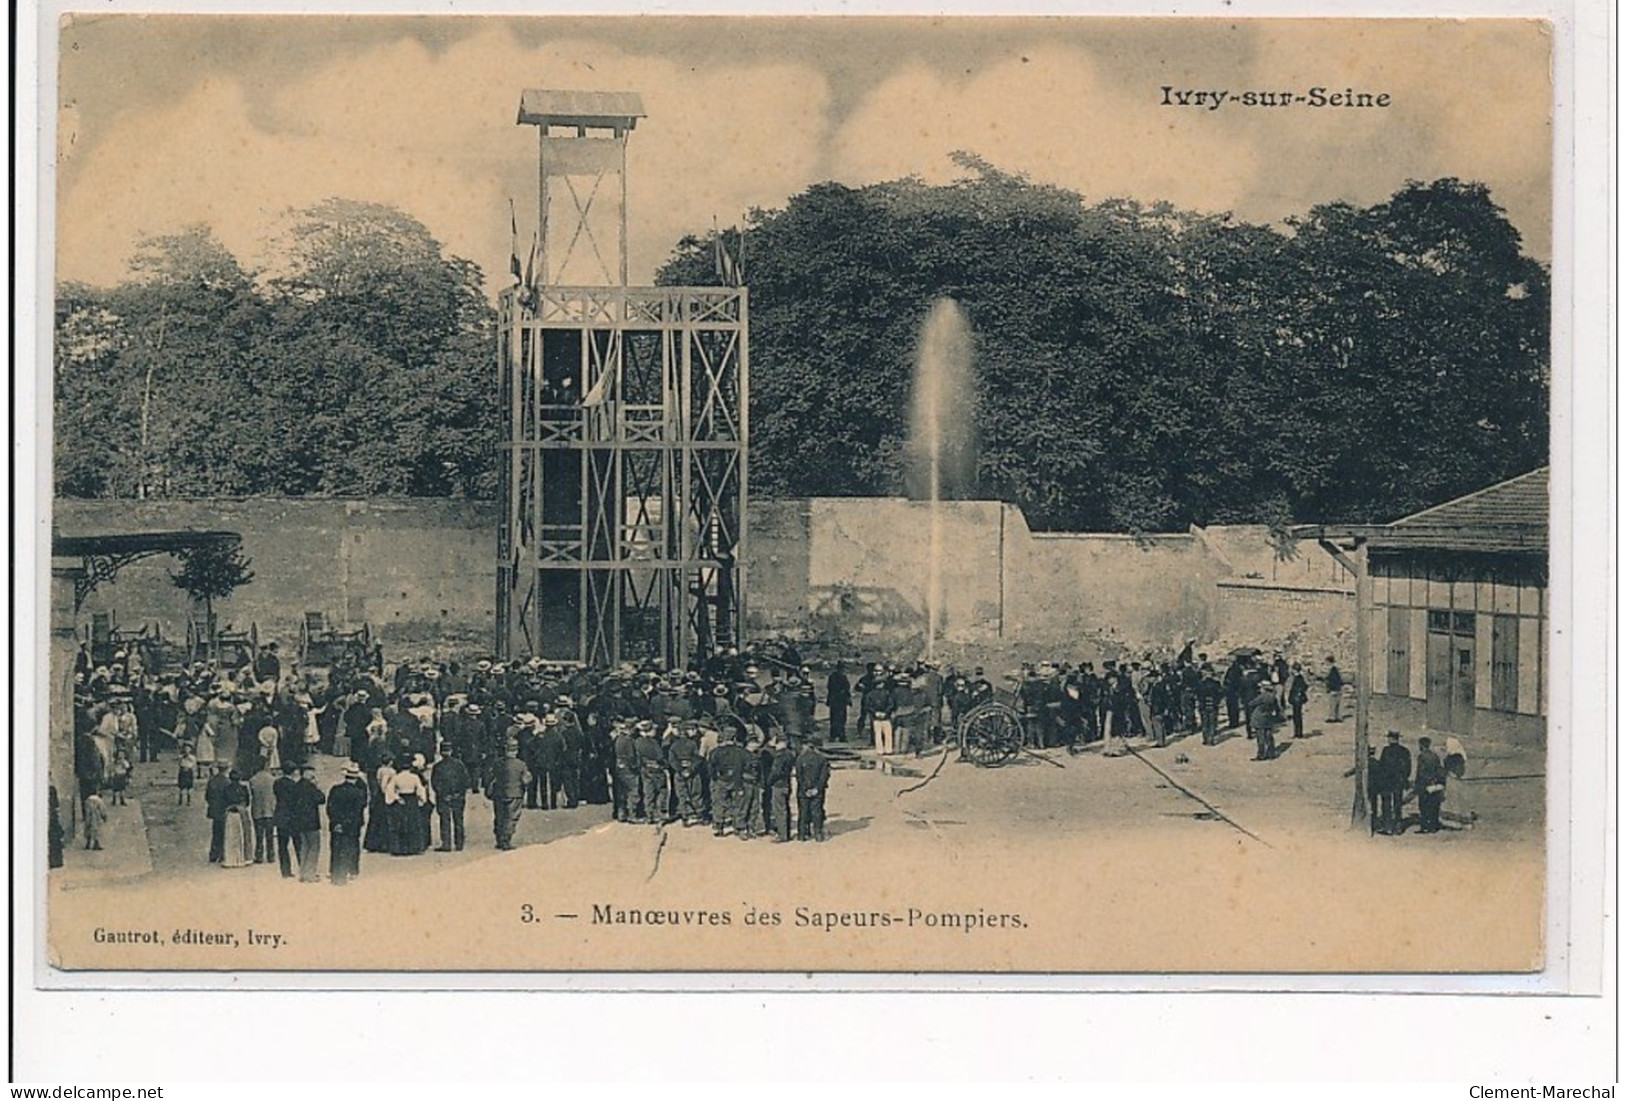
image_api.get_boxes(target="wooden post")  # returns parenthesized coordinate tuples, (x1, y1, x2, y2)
(51, 564, 86, 836)
(1351, 547, 1372, 826)
(618, 128, 629, 288)
(537, 125, 548, 287)
(1320, 537, 1370, 826)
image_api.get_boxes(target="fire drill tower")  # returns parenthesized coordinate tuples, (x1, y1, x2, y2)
(496, 90, 749, 668)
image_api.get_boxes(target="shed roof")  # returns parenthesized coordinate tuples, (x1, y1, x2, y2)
(1291, 467, 1549, 555)
(517, 90, 645, 129)
(53, 530, 241, 559)
(1375, 467, 1548, 553)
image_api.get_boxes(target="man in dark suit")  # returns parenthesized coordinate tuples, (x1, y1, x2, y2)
(1288, 664, 1311, 739)
(287, 763, 327, 882)
(487, 740, 529, 850)
(665, 723, 704, 826)
(1375, 730, 1412, 835)
(271, 761, 300, 877)
(1414, 736, 1447, 834)
(1222, 659, 1244, 730)
(557, 710, 584, 809)
(612, 720, 641, 822)
(327, 764, 368, 885)
(852, 664, 879, 742)
(767, 733, 796, 842)
(203, 761, 231, 863)
(794, 739, 831, 842)
(532, 714, 568, 810)
(706, 731, 751, 837)
(633, 720, 669, 826)
(430, 748, 472, 851)
(1197, 665, 1223, 745)
(1247, 689, 1281, 761)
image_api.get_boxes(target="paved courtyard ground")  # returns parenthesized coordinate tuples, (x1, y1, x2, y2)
(48, 697, 1544, 974)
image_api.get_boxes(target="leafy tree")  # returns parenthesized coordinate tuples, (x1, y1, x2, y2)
(54, 203, 499, 500)
(658, 166, 1548, 530)
(169, 540, 256, 630)
(54, 176, 1547, 533)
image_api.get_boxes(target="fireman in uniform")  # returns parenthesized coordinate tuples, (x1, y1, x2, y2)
(766, 732, 797, 842)
(794, 737, 832, 842)
(666, 721, 704, 826)
(706, 730, 751, 837)
(633, 719, 669, 826)
(611, 719, 641, 823)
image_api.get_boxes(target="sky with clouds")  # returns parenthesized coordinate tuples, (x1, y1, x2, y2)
(54, 15, 1552, 292)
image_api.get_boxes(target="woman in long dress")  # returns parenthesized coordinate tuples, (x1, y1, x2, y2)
(220, 770, 255, 868)
(364, 757, 396, 854)
(388, 763, 430, 856)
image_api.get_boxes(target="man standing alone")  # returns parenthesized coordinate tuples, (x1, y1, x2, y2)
(327, 764, 368, 885)
(487, 740, 529, 850)
(1375, 731, 1412, 835)
(1414, 737, 1447, 834)
(767, 732, 796, 842)
(794, 738, 831, 842)
(248, 761, 276, 864)
(431, 748, 471, 852)
(288, 763, 327, 882)
(272, 761, 299, 878)
(1247, 688, 1281, 761)
(825, 662, 850, 743)
(1287, 663, 1310, 740)
(203, 761, 231, 864)
(1325, 658, 1345, 723)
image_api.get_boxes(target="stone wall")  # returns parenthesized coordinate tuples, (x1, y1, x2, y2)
(1211, 582, 1357, 661)
(1005, 520, 1224, 651)
(54, 496, 1355, 660)
(54, 498, 499, 650)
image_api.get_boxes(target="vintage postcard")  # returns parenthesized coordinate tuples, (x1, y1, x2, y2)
(41, 13, 1561, 977)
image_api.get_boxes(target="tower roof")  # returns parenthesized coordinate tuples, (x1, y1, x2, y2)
(517, 89, 645, 130)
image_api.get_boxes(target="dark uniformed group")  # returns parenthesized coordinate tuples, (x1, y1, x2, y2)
(987, 648, 1320, 760)
(362, 647, 838, 855)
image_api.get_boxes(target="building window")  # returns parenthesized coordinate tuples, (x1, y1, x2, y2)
(1451, 611, 1476, 635)
(1427, 609, 1450, 633)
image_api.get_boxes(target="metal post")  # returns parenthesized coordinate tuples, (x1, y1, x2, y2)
(735, 288, 749, 652)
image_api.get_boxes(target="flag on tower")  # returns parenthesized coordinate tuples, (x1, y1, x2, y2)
(509, 199, 523, 283)
(713, 219, 742, 287)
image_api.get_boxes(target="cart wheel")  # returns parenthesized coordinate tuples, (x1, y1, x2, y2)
(958, 702, 1025, 768)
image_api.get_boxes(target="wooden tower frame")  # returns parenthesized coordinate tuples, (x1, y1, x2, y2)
(496, 91, 748, 668)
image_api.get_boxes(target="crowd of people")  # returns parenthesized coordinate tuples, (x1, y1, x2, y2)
(55, 629, 1465, 879)
(856, 646, 1341, 762)
(62, 639, 845, 883)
